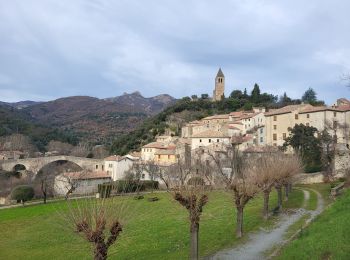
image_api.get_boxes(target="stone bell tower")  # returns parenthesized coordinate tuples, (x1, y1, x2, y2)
(213, 68, 225, 101)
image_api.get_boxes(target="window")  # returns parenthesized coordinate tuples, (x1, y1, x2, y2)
(273, 125, 277, 130)
(273, 115, 277, 121)
(333, 121, 338, 129)
(260, 128, 263, 134)
(199, 139, 202, 143)
(283, 133, 286, 140)
(209, 139, 211, 143)
(334, 112, 337, 117)
(307, 114, 310, 118)
(260, 137, 263, 143)
(295, 114, 299, 120)
(273, 133, 277, 141)
(168, 155, 170, 159)
(96, 165, 98, 169)
(217, 139, 220, 142)
(141, 174, 145, 179)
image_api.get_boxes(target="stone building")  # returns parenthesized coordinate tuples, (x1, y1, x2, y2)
(213, 68, 225, 101)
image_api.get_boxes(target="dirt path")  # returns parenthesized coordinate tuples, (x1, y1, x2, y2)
(207, 189, 325, 260)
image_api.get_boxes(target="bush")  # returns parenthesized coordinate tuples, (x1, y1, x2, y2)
(141, 180, 159, 190)
(98, 183, 112, 198)
(305, 165, 322, 173)
(187, 177, 205, 186)
(11, 185, 34, 204)
(113, 180, 141, 193)
(148, 197, 159, 202)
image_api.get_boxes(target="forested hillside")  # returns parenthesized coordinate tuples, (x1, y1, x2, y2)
(0, 104, 78, 151)
(110, 84, 288, 155)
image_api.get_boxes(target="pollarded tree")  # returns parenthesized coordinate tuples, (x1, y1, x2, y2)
(208, 140, 259, 238)
(251, 150, 281, 220)
(64, 197, 125, 260)
(169, 152, 210, 260)
(273, 154, 303, 211)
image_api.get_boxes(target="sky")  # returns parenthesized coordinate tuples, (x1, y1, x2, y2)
(0, 0, 349, 104)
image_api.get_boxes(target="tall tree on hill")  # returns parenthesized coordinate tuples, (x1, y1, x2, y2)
(251, 83, 261, 103)
(243, 88, 248, 99)
(279, 92, 292, 105)
(230, 90, 243, 99)
(301, 87, 317, 104)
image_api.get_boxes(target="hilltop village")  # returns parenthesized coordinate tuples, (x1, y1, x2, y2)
(102, 69, 350, 184)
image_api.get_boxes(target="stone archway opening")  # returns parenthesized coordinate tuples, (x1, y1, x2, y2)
(34, 160, 84, 199)
(13, 164, 26, 172)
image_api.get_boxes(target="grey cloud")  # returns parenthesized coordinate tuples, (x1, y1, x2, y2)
(0, 0, 349, 103)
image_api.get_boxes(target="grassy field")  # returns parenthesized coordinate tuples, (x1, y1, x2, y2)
(277, 188, 350, 260)
(0, 188, 305, 260)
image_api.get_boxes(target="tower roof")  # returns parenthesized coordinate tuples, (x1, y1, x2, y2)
(216, 68, 224, 78)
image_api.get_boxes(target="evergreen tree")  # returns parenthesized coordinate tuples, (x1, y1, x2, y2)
(243, 88, 248, 98)
(251, 83, 261, 103)
(279, 92, 292, 104)
(230, 90, 243, 99)
(283, 124, 322, 172)
(301, 88, 317, 103)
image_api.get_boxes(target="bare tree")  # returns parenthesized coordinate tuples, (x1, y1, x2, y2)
(63, 197, 125, 260)
(70, 142, 91, 157)
(0, 134, 37, 156)
(208, 141, 259, 238)
(273, 154, 302, 211)
(46, 140, 74, 155)
(252, 152, 280, 220)
(169, 152, 210, 260)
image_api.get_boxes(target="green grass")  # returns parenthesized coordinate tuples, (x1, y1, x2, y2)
(277, 188, 350, 260)
(0, 190, 287, 260)
(283, 188, 304, 209)
(305, 189, 318, 211)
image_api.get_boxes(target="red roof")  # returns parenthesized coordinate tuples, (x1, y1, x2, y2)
(63, 170, 111, 180)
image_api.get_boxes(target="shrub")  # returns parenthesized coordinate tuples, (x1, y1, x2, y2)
(148, 197, 159, 202)
(98, 183, 112, 198)
(112, 180, 141, 193)
(141, 180, 159, 190)
(187, 177, 205, 186)
(11, 185, 34, 204)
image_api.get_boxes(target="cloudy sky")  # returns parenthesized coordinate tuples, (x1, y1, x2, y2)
(0, 0, 349, 103)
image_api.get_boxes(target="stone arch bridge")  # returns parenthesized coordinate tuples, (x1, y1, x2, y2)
(1, 156, 104, 176)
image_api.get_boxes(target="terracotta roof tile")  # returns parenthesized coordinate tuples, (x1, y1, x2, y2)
(191, 130, 229, 138)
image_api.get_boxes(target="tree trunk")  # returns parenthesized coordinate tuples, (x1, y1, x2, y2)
(94, 241, 108, 260)
(263, 190, 270, 220)
(43, 192, 47, 204)
(284, 184, 289, 201)
(276, 186, 283, 211)
(236, 206, 244, 238)
(190, 223, 199, 260)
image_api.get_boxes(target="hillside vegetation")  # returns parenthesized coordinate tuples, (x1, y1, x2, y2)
(0, 104, 78, 151)
(110, 85, 286, 155)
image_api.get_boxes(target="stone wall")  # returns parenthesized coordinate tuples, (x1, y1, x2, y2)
(334, 147, 350, 178)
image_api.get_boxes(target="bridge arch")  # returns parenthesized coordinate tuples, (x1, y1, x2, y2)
(13, 164, 26, 172)
(1, 156, 104, 176)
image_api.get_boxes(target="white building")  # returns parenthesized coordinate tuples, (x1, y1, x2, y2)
(104, 155, 135, 181)
(54, 171, 111, 196)
(190, 130, 231, 150)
